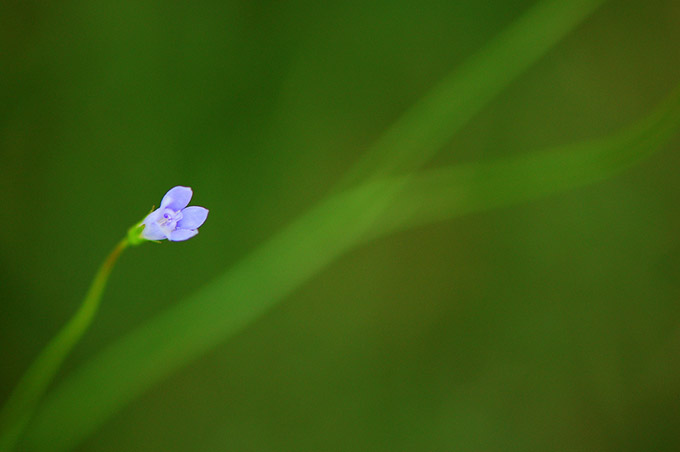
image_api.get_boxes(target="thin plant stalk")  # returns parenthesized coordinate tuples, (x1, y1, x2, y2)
(0, 238, 129, 452)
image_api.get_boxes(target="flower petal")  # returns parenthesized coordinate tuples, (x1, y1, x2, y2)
(177, 206, 209, 230)
(141, 211, 167, 241)
(160, 186, 193, 211)
(169, 228, 199, 241)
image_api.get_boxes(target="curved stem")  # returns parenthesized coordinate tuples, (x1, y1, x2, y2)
(0, 238, 129, 452)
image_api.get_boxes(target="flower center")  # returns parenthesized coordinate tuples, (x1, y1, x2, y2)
(157, 208, 183, 230)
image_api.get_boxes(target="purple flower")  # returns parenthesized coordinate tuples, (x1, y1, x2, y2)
(141, 186, 209, 242)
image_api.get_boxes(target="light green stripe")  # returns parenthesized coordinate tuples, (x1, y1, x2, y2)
(338, 0, 607, 188)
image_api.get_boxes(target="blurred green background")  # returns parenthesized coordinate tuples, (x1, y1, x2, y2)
(2, 0, 680, 450)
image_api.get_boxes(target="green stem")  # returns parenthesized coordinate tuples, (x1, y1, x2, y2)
(0, 238, 129, 452)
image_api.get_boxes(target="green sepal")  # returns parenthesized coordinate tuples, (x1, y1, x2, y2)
(126, 206, 161, 246)
(126, 222, 147, 246)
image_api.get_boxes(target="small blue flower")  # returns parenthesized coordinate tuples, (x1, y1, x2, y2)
(141, 186, 209, 242)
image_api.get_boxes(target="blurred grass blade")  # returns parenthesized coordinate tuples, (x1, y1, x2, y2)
(369, 85, 680, 237)
(338, 0, 606, 188)
(22, 85, 680, 452)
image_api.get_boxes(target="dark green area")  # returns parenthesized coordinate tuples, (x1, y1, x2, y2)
(2, 0, 680, 451)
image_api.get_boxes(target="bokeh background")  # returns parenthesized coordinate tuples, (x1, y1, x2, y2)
(2, 0, 680, 450)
